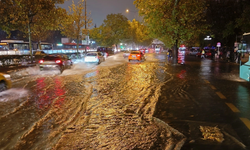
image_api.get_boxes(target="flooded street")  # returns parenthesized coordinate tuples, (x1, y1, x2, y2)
(0, 53, 185, 150)
(1, 52, 250, 150)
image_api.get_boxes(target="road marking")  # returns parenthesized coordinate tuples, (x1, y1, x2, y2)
(240, 118, 250, 130)
(225, 103, 240, 113)
(204, 79, 210, 84)
(216, 92, 227, 99)
(210, 85, 216, 90)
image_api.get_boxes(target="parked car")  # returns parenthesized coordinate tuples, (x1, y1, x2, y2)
(196, 50, 212, 57)
(189, 49, 199, 56)
(38, 54, 72, 73)
(123, 50, 131, 58)
(128, 50, 146, 62)
(0, 73, 12, 92)
(84, 52, 105, 64)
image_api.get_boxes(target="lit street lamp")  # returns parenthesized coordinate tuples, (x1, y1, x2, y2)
(125, 9, 140, 21)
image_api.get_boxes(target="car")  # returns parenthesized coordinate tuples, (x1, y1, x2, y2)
(128, 50, 145, 62)
(123, 50, 131, 58)
(38, 54, 72, 73)
(189, 49, 199, 56)
(84, 52, 105, 64)
(0, 73, 12, 92)
(196, 50, 212, 58)
(34, 51, 47, 63)
(61, 54, 73, 66)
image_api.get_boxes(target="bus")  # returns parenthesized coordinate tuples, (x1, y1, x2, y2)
(0, 40, 54, 55)
(0, 40, 30, 55)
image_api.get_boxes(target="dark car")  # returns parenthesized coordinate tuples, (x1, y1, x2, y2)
(196, 50, 212, 57)
(38, 55, 72, 73)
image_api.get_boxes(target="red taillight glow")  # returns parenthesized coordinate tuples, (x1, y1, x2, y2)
(56, 60, 62, 63)
(39, 60, 44, 63)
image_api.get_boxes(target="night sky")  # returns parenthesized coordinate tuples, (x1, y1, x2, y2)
(59, 0, 140, 28)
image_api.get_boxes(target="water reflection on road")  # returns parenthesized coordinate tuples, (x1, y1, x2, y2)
(0, 53, 186, 150)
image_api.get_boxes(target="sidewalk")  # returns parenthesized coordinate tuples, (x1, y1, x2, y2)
(154, 55, 250, 150)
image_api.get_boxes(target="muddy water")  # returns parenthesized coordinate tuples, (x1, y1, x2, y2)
(0, 53, 186, 150)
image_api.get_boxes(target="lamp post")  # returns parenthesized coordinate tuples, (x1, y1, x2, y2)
(125, 9, 139, 21)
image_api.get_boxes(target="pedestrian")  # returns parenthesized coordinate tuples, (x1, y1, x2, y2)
(201, 49, 205, 58)
(226, 51, 230, 62)
(211, 49, 215, 60)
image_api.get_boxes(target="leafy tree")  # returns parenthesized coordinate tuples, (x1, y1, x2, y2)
(60, 0, 92, 54)
(31, 7, 66, 50)
(134, 0, 208, 63)
(206, 0, 243, 47)
(100, 13, 130, 49)
(89, 26, 103, 46)
(0, 0, 65, 61)
(236, 0, 250, 34)
(128, 19, 153, 48)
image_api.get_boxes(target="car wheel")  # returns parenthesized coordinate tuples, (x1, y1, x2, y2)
(128, 59, 131, 62)
(0, 81, 7, 92)
(59, 66, 64, 73)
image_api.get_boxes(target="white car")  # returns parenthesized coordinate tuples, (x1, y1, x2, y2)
(84, 52, 105, 64)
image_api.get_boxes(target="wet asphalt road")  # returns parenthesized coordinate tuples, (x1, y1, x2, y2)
(0, 53, 185, 150)
(154, 54, 250, 150)
(0, 52, 250, 150)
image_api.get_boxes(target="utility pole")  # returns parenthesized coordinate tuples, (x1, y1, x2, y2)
(84, 0, 87, 53)
(85, 0, 87, 30)
(172, 0, 179, 65)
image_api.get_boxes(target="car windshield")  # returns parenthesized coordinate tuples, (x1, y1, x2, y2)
(87, 53, 97, 56)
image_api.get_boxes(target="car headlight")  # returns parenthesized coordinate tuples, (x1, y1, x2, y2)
(3, 74, 11, 80)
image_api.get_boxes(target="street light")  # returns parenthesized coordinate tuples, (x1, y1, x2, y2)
(125, 9, 140, 21)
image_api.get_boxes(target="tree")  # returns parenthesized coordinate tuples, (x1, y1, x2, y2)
(236, 0, 250, 34)
(128, 19, 153, 48)
(0, 0, 65, 61)
(60, 0, 92, 55)
(31, 7, 66, 50)
(89, 26, 103, 46)
(206, 0, 243, 47)
(100, 13, 130, 49)
(134, 0, 208, 64)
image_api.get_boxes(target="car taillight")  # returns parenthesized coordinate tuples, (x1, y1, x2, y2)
(39, 60, 44, 63)
(137, 54, 141, 57)
(56, 60, 62, 63)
